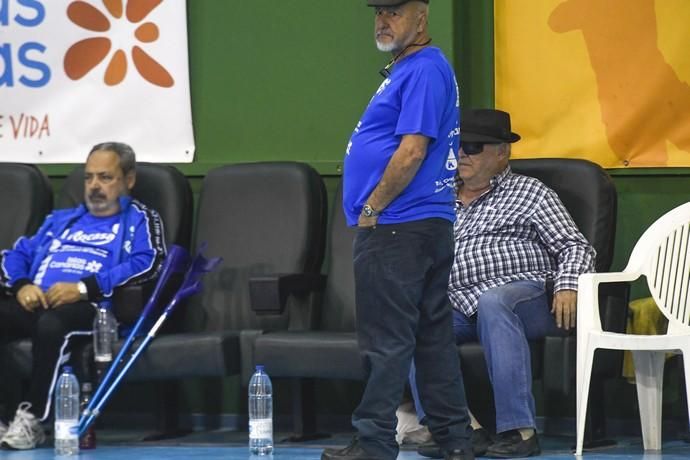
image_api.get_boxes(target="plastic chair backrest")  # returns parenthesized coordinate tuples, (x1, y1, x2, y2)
(626, 201, 690, 329)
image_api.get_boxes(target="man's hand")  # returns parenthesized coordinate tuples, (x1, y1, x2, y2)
(16, 284, 48, 311)
(45, 282, 81, 308)
(551, 289, 577, 330)
(358, 214, 378, 228)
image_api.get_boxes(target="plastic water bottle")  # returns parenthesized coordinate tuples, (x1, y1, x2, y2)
(54, 366, 80, 456)
(93, 308, 117, 363)
(78, 382, 96, 450)
(248, 365, 273, 455)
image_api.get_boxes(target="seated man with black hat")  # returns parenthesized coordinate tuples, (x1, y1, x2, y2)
(409, 109, 596, 458)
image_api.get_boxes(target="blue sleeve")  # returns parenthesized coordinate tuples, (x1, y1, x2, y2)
(395, 64, 448, 141)
(0, 214, 54, 292)
(83, 204, 167, 298)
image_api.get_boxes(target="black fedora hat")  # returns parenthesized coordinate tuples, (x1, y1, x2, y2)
(367, 0, 428, 6)
(461, 109, 521, 143)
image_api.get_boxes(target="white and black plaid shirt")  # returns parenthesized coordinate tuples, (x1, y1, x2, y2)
(448, 166, 596, 317)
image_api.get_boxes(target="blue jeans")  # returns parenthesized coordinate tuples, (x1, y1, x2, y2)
(409, 280, 565, 433)
(352, 219, 472, 459)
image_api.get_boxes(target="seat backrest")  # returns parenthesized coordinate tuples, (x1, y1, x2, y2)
(510, 158, 617, 272)
(0, 164, 53, 250)
(185, 162, 327, 332)
(626, 201, 690, 329)
(57, 163, 193, 248)
(319, 181, 358, 332)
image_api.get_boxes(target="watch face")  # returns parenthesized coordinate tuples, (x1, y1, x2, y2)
(363, 205, 373, 217)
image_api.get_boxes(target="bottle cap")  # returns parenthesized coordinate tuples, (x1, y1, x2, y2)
(255, 364, 264, 372)
(63, 365, 73, 373)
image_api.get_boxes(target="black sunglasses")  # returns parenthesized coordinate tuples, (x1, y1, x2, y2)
(460, 141, 499, 155)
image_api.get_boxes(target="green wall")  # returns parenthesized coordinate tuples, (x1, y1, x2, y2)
(37, 0, 690, 423)
(453, 0, 494, 109)
(185, 0, 455, 176)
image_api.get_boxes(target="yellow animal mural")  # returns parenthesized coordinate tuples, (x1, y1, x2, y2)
(495, 0, 690, 168)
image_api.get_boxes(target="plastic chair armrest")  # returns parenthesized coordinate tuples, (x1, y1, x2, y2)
(580, 271, 640, 286)
(578, 272, 637, 332)
(249, 273, 326, 315)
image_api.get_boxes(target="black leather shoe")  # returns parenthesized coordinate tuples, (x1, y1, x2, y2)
(444, 448, 475, 460)
(485, 430, 540, 458)
(321, 438, 382, 460)
(418, 428, 492, 458)
(417, 439, 443, 459)
(471, 428, 492, 456)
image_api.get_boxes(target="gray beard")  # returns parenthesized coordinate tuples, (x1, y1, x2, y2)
(376, 40, 396, 52)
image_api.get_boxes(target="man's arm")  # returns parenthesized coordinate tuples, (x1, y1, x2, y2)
(45, 282, 80, 308)
(358, 134, 429, 227)
(552, 289, 577, 330)
(0, 212, 82, 310)
(17, 283, 49, 310)
(0, 215, 54, 307)
(83, 205, 166, 300)
(533, 189, 596, 330)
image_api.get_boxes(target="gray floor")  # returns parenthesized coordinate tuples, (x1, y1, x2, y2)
(2, 430, 690, 459)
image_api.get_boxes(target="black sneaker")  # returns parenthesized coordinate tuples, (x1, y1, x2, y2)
(322, 437, 382, 460)
(485, 430, 540, 458)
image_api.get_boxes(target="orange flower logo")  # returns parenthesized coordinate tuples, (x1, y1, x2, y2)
(64, 0, 174, 87)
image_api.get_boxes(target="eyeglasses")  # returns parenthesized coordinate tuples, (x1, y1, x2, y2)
(460, 141, 499, 155)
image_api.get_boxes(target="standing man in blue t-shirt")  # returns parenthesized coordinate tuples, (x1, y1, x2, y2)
(323, 1, 473, 459)
(0, 142, 166, 450)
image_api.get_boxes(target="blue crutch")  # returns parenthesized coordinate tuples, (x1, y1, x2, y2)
(77, 246, 220, 435)
(78, 244, 191, 429)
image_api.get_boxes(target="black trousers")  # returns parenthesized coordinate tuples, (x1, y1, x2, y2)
(0, 295, 94, 421)
(352, 218, 472, 459)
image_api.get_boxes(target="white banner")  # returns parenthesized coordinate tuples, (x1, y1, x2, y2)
(0, 0, 194, 163)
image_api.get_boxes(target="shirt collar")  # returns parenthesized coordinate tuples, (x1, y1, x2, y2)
(490, 164, 512, 189)
(455, 165, 512, 206)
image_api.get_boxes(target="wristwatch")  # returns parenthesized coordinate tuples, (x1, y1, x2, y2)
(77, 281, 88, 301)
(362, 204, 380, 218)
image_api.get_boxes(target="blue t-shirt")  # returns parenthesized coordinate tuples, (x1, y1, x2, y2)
(32, 213, 121, 291)
(342, 46, 460, 226)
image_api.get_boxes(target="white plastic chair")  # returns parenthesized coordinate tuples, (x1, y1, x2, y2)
(575, 201, 690, 455)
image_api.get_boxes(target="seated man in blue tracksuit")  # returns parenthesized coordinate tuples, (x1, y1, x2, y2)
(0, 142, 166, 450)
